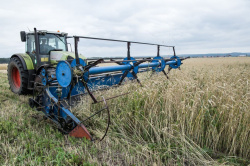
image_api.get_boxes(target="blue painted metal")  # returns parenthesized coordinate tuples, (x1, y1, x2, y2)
(138, 62, 160, 68)
(71, 59, 89, 80)
(42, 77, 47, 85)
(169, 56, 181, 69)
(88, 65, 131, 75)
(165, 60, 177, 66)
(152, 56, 166, 72)
(71, 58, 86, 68)
(56, 61, 73, 87)
(49, 81, 85, 99)
(88, 60, 176, 75)
(122, 57, 139, 78)
(41, 68, 46, 76)
(45, 88, 81, 124)
(87, 73, 123, 89)
(55, 57, 179, 89)
(34, 55, 185, 139)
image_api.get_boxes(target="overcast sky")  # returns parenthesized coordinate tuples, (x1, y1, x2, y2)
(0, 0, 249, 58)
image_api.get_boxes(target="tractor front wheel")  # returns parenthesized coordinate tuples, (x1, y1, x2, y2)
(7, 57, 30, 94)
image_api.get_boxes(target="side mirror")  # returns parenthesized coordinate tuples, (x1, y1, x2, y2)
(20, 31, 26, 42)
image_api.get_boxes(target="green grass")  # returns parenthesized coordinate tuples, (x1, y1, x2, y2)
(0, 57, 249, 165)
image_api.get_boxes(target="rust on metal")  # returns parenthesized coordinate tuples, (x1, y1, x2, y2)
(69, 124, 92, 140)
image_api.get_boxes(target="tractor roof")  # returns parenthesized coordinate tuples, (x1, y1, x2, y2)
(26, 30, 68, 36)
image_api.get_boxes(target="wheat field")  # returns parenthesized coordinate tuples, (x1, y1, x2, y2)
(0, 57, 249, 165)
(0, 64, 7, 70)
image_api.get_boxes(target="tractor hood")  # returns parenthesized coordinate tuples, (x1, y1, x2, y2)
(50, 51, 86, 64)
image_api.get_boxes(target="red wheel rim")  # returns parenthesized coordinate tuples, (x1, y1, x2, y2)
(12, 67, 21, 89)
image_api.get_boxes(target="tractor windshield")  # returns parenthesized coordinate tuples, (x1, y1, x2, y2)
(39, 34, 67, 55)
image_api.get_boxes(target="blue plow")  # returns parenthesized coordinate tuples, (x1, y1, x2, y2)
(29, 36, 189, 141)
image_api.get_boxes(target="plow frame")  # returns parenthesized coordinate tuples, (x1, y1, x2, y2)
(29, 33, 189, 140)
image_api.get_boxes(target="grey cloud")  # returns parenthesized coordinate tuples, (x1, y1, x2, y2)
(0, 0, 249, 57)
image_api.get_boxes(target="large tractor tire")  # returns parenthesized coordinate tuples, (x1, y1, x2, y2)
(7, 57, 31, 95)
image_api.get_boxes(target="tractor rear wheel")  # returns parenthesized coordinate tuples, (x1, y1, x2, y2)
(7, 57, 31, 94)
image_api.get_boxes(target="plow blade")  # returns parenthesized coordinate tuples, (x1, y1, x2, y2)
(69, 124, 92, 140)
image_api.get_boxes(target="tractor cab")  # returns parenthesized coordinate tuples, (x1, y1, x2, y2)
(21, 30, 69, 68)
(7, 29, 76, 95)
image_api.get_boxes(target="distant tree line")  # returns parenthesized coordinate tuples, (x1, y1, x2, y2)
(0, 58, 10, 64)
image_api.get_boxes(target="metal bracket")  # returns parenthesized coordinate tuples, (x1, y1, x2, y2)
(74, 37, 80, 65)
(127, 42, 131, 60)
(157, 45, 160, 57)
(81, 80, 98, 103)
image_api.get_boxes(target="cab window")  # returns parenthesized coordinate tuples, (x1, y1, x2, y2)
(39, 34, 67, 55)
(26, 34, 36, 55)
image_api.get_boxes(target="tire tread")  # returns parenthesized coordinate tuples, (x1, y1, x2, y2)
(7, 57, 31, 95)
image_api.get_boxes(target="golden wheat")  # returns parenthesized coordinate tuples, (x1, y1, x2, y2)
(0, 57, 249, 165)
(0, 64, 7, 70)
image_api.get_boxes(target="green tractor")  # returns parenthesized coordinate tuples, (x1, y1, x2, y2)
(7, 28, 85, 95)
